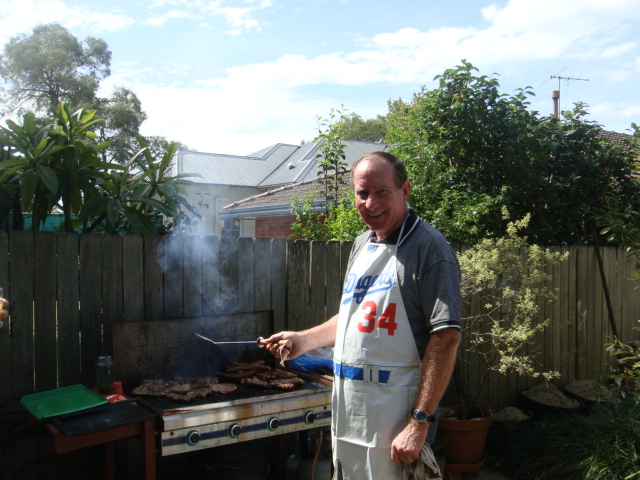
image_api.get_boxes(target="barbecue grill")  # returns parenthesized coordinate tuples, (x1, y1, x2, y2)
(112, 313, 333, 457)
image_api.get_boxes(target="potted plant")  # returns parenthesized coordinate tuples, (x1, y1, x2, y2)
(437, 213, 567, 470)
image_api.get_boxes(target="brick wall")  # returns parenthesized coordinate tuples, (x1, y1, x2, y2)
(255, 214, 296, 238)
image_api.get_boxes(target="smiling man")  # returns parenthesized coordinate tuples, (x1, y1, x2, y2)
(266, 151, 461, 479)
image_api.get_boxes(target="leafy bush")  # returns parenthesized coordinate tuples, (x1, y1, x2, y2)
(454, 212, 566, 417)
(504, 397, 640, 480)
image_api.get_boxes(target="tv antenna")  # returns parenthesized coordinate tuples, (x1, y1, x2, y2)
(550, 74, 589, 92)
(549, 73, 589, 116)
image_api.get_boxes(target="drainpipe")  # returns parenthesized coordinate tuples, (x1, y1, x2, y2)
(551, 90, 560, 117)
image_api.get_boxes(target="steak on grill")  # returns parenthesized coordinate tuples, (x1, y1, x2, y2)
(130, 376, 237, 401)
(219, 362, 306, 391)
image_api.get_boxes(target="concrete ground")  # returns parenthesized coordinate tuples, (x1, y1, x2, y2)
(442, 466, 512, 480)
(437, 457, 513, 480)
(473, 466, 512, 479)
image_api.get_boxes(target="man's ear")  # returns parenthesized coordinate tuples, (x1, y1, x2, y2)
(402, 180, 411, 201)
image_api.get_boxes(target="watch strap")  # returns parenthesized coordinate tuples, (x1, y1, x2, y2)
(411, 407, 435, 423)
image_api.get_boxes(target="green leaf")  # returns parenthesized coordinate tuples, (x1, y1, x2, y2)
(33, 136, 51, 158)
(36, 165, 59, 193)
(123, 206, 156, 234)
(79, 198, 106, 220)
(131, 197, 174, 216)
(20, 170, 37, 209)
(106, 198, 122, 226)
(0, 157, 30, 169)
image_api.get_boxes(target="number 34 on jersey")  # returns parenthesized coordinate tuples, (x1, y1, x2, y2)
(357, 301, 398, 336)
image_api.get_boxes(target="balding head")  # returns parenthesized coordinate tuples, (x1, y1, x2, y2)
(352, 151, 408, 189)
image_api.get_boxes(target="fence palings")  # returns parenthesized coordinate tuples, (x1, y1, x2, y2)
(0, 232, 638, 411)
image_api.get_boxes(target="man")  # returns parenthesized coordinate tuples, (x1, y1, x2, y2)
(266, 151, 461, 479)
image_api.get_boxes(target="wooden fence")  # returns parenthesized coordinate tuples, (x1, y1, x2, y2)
(1, 231, 639, 410)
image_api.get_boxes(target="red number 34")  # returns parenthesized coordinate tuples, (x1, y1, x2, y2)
(357, 301, 398, 336)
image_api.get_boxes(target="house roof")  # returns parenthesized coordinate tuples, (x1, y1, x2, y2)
(219, 171, 354, 219)
(173, 139, 388, 188)
(172, 144, 300, 187)
(597, 129, 638, 155)
(219, 129, 640, 220)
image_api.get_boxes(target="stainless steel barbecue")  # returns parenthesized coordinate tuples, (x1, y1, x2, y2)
(112, 313, 333, 457)
(154, 381, 331, 456)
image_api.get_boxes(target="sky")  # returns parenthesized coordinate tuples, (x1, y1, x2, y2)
(0, 0, 639, 156)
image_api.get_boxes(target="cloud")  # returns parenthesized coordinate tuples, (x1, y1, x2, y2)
(144, 0, 270, 34)
(133, 82, 326, 153)
(145, 9, 197, 27)
(0, 0, 134, 44)
(3, 0, 639, 153)
(103, 0, 640, 152)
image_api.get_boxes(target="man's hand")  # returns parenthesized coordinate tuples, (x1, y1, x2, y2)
(390, 420, 429, 466)
(263, 331, 308, 360)
(0, 298, 8, 329)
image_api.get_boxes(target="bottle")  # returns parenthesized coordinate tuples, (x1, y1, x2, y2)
(106, 380, 128, 403)
(95, 355, 114, 395)
(112, 381, 123, 395)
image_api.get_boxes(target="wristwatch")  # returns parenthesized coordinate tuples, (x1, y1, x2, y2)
(411, 408, 435, 423)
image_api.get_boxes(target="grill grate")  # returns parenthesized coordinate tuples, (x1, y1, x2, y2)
(129, 381, 330, 412)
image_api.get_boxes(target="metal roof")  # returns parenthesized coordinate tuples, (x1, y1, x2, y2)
(173, 140, 387, 188)
(172, 144, 299, 186)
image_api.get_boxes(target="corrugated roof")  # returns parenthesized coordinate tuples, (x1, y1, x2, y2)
(174, 140, 387, 188)
(173, 144, 299, 186)
(260, 140, 388, 187)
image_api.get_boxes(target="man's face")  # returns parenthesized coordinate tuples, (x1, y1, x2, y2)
(353, 157, 410, 240)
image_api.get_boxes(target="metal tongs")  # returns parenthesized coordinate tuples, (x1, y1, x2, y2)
(195, 332, 292, 349)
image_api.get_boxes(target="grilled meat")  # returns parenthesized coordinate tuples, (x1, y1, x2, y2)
(130, 376, 237, 401)
(221, 362, 306, 391)
(268, 377, 306, 390)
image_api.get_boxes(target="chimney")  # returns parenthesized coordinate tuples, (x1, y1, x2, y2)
(551, 90, 560, 117)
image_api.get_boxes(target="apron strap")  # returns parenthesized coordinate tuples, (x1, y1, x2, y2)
(333, 362, 419, 386)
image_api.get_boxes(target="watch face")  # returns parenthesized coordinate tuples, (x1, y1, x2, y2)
(412, 408, 431, 422)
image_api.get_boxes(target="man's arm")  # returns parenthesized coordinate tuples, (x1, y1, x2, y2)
(390, 327, 461, 465)
(264, 314, 339, 360)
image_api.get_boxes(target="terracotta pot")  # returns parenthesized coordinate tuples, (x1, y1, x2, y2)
(437, 408, 493, 466)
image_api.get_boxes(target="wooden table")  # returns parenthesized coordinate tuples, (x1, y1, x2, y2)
(44, 417, 156, 480)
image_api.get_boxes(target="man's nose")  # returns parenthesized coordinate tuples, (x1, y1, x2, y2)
(366, 194, 380, 209)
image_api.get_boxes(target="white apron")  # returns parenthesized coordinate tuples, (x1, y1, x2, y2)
(332, 230, 422, 480)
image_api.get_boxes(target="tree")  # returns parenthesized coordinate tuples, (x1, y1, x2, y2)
(314, 106, 350, 212)
(597, 123, 640, 278)
(290, 106, 360, 240)
(386, 60, 640, 246)
(0, 24, 157, 166)
(0, 110, 66, 231)
(338, 113, 387, 142)
(79, 133, 196, 235)
(0, 102, 195, 234)
(94, 86, 148, 164)
(0, 23, 111, 113)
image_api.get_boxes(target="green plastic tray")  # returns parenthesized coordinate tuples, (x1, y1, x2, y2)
(21, 384, 109, 420)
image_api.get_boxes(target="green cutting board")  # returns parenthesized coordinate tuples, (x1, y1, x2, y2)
(21, 384, 109, 420)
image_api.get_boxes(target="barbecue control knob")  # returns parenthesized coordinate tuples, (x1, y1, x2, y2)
(304, 410, 316, 424)
(186, 430, 201, 446)
(229, 423, 243, 438)
(267, 417, 281, 430)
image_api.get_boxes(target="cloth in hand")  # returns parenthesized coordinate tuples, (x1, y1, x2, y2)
(400, 442, 442, 480)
